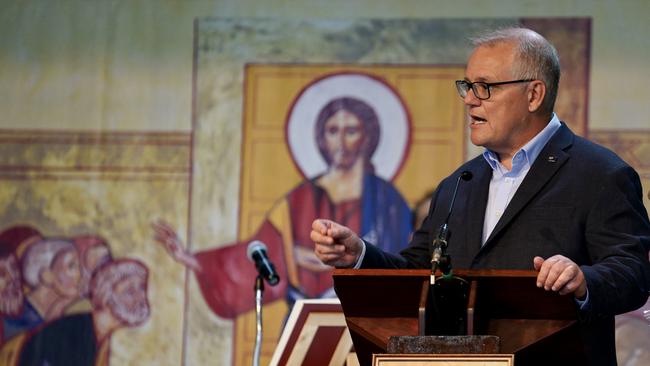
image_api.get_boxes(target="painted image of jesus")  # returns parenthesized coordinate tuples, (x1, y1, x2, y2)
(153, 74, 413, 318)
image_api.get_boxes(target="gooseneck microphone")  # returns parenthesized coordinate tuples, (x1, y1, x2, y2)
(247, 241, 280, 286)
(430, 171, 473, 284)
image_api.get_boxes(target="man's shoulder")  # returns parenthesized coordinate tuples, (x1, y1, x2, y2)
(566, 133, 632, 172)
(546, 123, 633, 174)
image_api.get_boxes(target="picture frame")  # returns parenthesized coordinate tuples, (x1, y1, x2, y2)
(373, 354, 515, 366)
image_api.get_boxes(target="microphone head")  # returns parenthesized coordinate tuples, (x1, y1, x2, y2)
(460, 171, 473, 181)
(246, 240, 267, 261)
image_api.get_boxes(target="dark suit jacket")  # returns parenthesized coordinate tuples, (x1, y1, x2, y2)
(362, 123, 650, 365)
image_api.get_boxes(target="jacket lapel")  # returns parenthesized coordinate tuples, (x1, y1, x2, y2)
(463, 160, 492, 253)
(481, 123, 574, 249)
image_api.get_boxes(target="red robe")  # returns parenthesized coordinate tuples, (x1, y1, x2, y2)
(193, 181, 360, 319)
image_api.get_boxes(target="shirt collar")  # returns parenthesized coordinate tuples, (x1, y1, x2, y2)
(482, 113, 562, 171)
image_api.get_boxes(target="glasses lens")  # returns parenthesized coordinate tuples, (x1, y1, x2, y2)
(473, 82, 489, 99)
(455, 81, 469, 98)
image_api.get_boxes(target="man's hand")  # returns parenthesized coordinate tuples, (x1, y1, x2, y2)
(152, 220, 202, 271)
(311, 219, 364, 268)
(533, 255, 587, 299)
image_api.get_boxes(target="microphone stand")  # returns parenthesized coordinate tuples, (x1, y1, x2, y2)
(427, 171, 472, 335)
(430, 224, 449, 285)
(430, 171, 472, 283)
(253, 275, 264, 366)
(430, 230, 456, 284)
(430, 172, 468, 284)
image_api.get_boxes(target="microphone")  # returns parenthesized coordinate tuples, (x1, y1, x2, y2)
(247, 241, 280, 286)
(431, 171, 473, 283)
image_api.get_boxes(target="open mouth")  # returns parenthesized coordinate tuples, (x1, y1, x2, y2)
(470, 115, 487, 125)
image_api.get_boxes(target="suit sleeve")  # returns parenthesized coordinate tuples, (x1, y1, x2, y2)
(581, 165, 650, 318)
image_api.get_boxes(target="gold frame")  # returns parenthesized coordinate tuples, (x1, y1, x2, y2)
(373, 354, 515, 366)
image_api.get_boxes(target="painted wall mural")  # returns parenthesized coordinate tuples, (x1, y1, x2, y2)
(0, 14, 648, 366)
(178, 17, 594, 366)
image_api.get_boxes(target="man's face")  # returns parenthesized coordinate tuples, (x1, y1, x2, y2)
(0, 255, 24, 316)
(463, 42, 533, 157)
(109, 275, 150, 327)
(49, 248, 81, 299)
(324, 110, 366, 170)
(85, 245, 111, 273)
(79, 245, 111, 297)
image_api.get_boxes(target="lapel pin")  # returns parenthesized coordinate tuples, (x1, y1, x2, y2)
(547, 155, 557, 163)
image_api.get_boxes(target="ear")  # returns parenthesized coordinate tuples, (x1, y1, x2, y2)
(527, 80, 546, 113)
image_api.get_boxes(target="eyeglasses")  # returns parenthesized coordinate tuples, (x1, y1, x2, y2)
(455, 79, 534, 100)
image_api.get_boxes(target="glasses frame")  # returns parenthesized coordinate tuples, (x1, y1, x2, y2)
(455, 79, 535, 100)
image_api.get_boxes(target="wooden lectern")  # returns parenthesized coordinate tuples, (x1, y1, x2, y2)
(333, 269, 586, 366)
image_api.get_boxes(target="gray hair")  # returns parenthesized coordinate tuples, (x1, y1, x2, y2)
(21, 238, 76, 287)
(90, 259, 148, 309)
(471, 27, 561, 113)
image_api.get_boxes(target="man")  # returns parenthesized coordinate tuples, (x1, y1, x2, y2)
(16, 259, 150, 366)
(64, 235, 114, 315)
(0, 225, 42, 362)
(1, 236, 83, 348)
(153, 96, 411, 318)
(312, 28, 650, 365)
(73, 235, 113, 299)
(20, 238, 82, 324)
(0, 225, 43, 344)
(0, 243, 24, 346)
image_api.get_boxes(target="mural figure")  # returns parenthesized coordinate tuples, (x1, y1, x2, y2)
(57, 235, 115, 317)
(0, 225, 150, 366)
(1, 226, 80, 345)
(153, 95, 412, 318)
(19, 238, 82, 328)
(73, 235, 113, 300)
(0, 241, 24, 346)
(15, 258, 150, 366)
(0, 225, 43, 344)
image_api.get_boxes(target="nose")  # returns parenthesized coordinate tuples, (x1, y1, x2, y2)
(463, 88, 481, 106)
(338, 131, 346, 143)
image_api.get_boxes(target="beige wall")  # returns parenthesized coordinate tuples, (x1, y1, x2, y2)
(1, 0, 649, 132)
